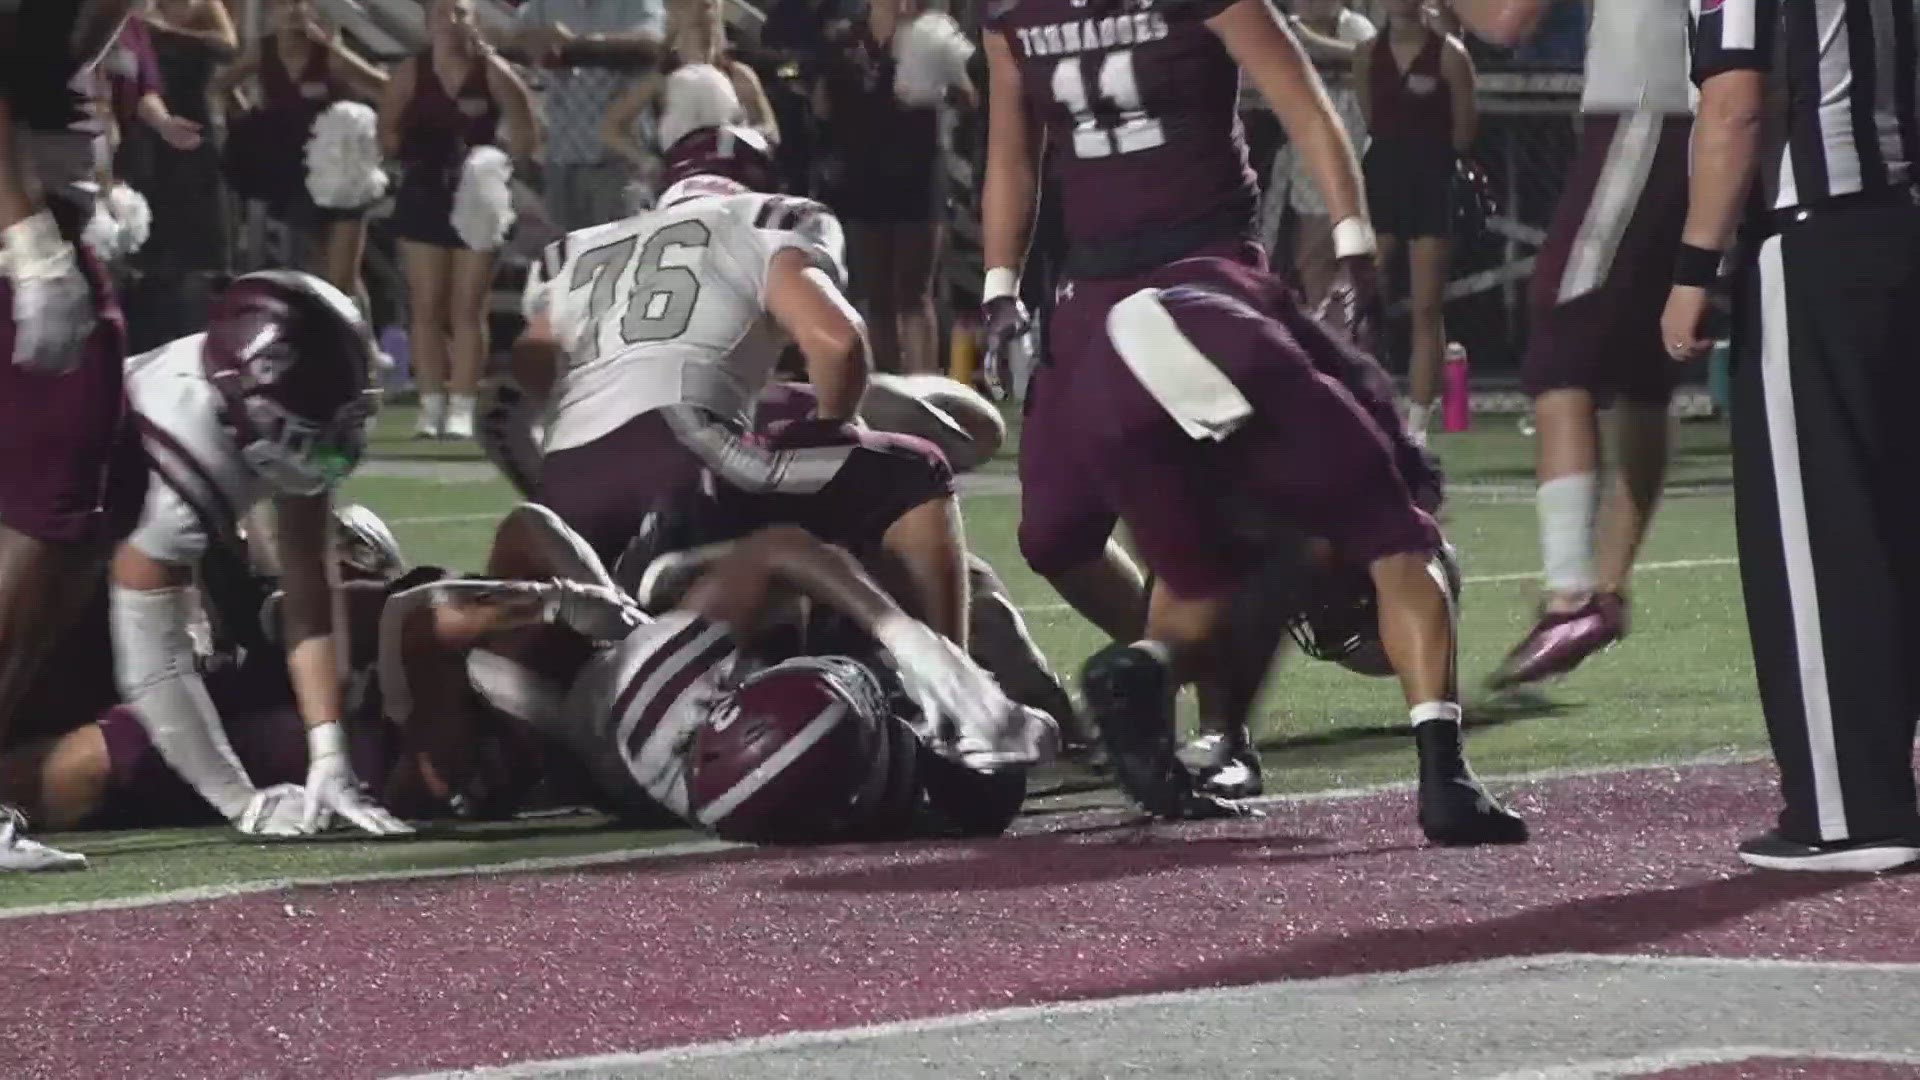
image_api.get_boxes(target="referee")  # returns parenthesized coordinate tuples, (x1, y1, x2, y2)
(1664, 0, 1920, 872)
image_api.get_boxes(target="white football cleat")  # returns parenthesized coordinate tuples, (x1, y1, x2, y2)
(0, 807, 87, 872)
(415, 392, 447, 439)
(444, 394, 476, 441)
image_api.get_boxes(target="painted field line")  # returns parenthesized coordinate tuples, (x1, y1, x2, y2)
(391, 955, 1920, 1079)
(1485, 1046, 1920, 1080)
(0, 753, 1763, 923)
(1020, 557, 1741, 615)
(390, 512, 502, 527)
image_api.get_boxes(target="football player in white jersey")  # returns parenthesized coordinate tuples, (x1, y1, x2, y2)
(111, 271, 410, 837)
(379, 504, 1053, 839)
(1448, 0, 1694, 690)
(509, 123, 974, 669)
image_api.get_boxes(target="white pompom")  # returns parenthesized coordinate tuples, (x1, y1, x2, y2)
(450, 145, 517, 252)
(305, 101, 390, 210)
(658, 63, 746, 150)
(105, 183, 151, 256)
(82, 198, 121, 261)
(894, 13, 974, 108)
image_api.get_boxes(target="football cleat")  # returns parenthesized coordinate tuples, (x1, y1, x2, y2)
(1413, 721, 1528, 846)
(0, 807, 86, 872)
(1487, 591, 1627, 691)
(1081, 644, 1246, 820)
(1179, 731, 1264, 799)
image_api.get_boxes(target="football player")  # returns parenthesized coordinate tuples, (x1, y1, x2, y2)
(1447, 0, 1693, 691)
(380, 505, 1053, 840)
(0, 0, 150, 870)
(975, 0, 1514, 842)
(109, 270, 409, 837)
(510, 118, 974, 671)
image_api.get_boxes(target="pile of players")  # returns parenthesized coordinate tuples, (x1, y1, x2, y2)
(1, 0, 1550, 872)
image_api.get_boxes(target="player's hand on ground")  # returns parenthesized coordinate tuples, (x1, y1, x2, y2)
(980, 295, 1030, 401)
(232, 784, 312, 837)
(545, 579, 645, 642)
(302, 723, 414, 836)
(6, 212, 97, 374)
(1322, 255, 1384, 356)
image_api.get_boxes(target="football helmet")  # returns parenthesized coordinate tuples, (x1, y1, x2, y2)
(658, 125, 781, 199)
(203, 270, 381, 496)
(331, 504, 406, 581)
(687, 655, 906, 842)
(1288, 544, 1463, 678)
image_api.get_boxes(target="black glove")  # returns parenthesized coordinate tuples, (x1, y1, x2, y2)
(1319, 255, 1384, 358)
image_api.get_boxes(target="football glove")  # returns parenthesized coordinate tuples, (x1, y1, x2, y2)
(301, 722, 414, 835)
(1320, 255, 1383, 357)
(874, 614, 1033, 770)
(979, 294, 1030, 402)
(542, 579, 646, 642)
(233, 784, 312, 837)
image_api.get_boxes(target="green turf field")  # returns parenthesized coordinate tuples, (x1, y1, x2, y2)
(6, 408, 1760, 911)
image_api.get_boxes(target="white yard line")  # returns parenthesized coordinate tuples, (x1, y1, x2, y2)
(391, 954, 1920, 1079)
(0, 753, 1763, 922)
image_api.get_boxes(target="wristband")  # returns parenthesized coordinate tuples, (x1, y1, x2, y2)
(982, 266, 1019, 303)
(1331, 216, 1377, 259)
(1673, 243, 1722, 289)
(307, 720, 348, 762)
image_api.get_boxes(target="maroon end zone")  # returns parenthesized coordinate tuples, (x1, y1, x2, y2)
(4, 760, 1917, 1079)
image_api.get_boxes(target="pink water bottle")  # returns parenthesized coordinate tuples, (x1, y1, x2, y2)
(1442, 341, 1471, 433)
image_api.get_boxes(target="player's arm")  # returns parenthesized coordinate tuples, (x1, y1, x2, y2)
(681, 526, 906, 638)
(1285, 14, 1364, 60)
(1210, 0, 1368, 238)
(1443, 0, 1547, 46)
(1440, 34, 1477, 154)
(110, 545, 271, 827)
(324, 31, 390, 101)
(979, 29, 1038, 303)
(486, 50, 543, 164)
(209, 40, 261, 111)
(274, 492, 413, 834)
(765, 246, 868, 420)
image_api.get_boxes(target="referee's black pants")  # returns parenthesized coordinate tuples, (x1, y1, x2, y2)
(1732, 199, 1920, 846)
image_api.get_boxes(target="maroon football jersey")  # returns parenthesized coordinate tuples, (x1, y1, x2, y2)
(985, 0, 1258, 262)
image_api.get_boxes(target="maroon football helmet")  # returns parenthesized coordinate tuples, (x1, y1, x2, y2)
(202, 270, 380, 496)
(687, 655, 908, 842)
(659, 125, 781, 198)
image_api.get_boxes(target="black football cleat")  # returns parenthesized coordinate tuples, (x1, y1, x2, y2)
(1414, 720, 1529, 846)
(1081, 643, 1247, 821)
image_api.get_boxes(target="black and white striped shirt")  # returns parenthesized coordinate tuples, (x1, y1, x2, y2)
(1690, 0, 1920, 210)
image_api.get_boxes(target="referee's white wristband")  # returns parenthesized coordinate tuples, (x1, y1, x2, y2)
(1332, 216, 1378, 260)
(982, 267, 1020, 303)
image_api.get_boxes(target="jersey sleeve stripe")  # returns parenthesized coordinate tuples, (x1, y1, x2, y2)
(136, 415, 241, 550)
(625, 632, 735, 765)
(607, 616, 720, 734)
(662, 405, 854, 495)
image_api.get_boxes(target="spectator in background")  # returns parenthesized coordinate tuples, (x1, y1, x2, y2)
(514, 0, 667, 231)
(1269, 0, 1377, 305)
(816, 0, 974, 376)
(599, 0, 779, 202)
(1354, 0, 1475, 448)
(213, 0, 388, 301)
(119, 0, 240, 351)
(380, 0, 541, 441)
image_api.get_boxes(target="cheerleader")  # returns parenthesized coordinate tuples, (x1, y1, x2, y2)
(377, 0, 539, 441)
(212, 0, 387, 299)
(599, 0, 778, 205)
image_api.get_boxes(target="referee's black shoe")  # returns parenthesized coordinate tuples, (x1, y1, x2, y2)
(1081, 643, 1245, 821)
(1415, 720, 1529, 846)
(1737, 832, 1920, 873)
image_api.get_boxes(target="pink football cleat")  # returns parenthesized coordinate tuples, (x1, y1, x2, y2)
(1487, 591, 1628, 690)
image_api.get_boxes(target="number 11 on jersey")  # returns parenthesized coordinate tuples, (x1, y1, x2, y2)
(1050, 49, 1166, 160)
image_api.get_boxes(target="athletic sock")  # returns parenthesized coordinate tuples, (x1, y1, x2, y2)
(416, 392, 447, 437)
(446, 393, 477, 440)
(1409, 700, 1462, 728)
(1537, 472, 1599, 600)
(1406, 400, 1432, 440)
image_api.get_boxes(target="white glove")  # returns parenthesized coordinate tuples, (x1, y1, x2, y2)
(874, 614, 1036, 770)
(4, 211, 97, 375)
(301, 722, 414, 836)
(542, 579, 645, 642)
(233, 783, 313, 837)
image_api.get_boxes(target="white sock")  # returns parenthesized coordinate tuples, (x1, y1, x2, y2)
(1409, 701, 1462, 728)
(417, 392, 447, 434)
(1406, 400, 1432, 434)
(448, 392, 476, 430)
(1537, 472, 1599, 596)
